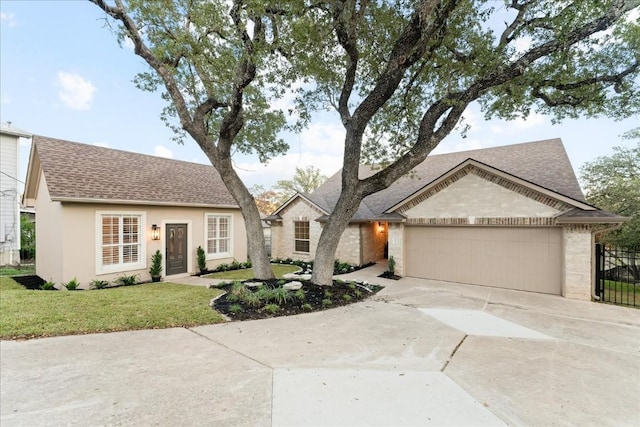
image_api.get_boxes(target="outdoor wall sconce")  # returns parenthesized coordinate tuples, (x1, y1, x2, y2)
(378, 222, 385, 233)
(151, 224, 160, 241)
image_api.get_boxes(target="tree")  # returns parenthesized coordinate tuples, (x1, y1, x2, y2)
(580, 142, 640, 250)
(89, 0, 303, 279)
(274, 166, 328, 205)
(90, 1, 639, 286)
(249, 185, 281, 216)
(20, 214, 35, 261)
(288, 0, 640, 285)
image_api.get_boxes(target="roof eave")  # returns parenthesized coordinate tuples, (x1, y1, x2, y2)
(53, 197, 239, 209)
(555, 216, 630, 225)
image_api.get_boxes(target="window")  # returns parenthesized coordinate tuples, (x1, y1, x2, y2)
(98, 212, 145, 273)
(206, 214, 233, 258)
(294, 220, 310, 253)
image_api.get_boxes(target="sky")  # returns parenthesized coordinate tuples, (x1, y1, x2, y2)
(1, 1, 638, 196)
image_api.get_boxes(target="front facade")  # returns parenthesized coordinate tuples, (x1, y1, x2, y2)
(23, 136, 246, 288)
(269, 139, 627, 301)
(0, 123, 31, 265)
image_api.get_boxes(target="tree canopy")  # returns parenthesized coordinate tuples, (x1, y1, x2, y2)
(581, 142, 640, 250)
(90, 0, 640, 285)
(274, 166, 328, 204)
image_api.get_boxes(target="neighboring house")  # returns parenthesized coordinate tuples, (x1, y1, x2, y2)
(22, 135, 246, 288)
(0, 122, 31, 265)
(267, 139, 627, 300)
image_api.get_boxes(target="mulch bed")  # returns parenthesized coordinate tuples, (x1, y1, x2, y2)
(213, 279, 383, 321)
(378, 271, 402, 280)
(11, 275, 47, 290)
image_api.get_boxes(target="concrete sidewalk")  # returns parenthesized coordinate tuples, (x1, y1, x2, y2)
(1, 266, 639, 426)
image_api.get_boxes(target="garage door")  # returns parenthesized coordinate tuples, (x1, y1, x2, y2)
(405, 226, 562, 294)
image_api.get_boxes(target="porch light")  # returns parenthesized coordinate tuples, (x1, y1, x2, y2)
(151, 224, 160, 240)
(378, 222, 384, 233)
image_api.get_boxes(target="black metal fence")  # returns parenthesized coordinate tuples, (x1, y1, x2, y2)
(595, 244, 640, 307)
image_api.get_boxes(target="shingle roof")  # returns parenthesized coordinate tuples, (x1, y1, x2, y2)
(307, 138, 586, 221)
(33, 135, 238, 207)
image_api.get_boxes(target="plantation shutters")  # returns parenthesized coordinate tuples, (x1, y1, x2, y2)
(100, 214, 142, 268)
(206, 214, 232, 257)
(294, 220, 310, 253)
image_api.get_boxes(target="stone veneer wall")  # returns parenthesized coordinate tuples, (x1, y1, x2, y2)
(271, 198, 324, 262)
(563, 225, 593, 300)
(334, 225, 361, 265)
(360, 222, 387, 264)
(387, 223, 404, 275)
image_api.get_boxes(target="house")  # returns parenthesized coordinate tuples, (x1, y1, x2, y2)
(0, 122, 32, 265)
(22, 135, 247, 287)
(267, 139, 627, 300)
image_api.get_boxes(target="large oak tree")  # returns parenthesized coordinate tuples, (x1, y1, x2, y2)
(90, 0, 639, 285)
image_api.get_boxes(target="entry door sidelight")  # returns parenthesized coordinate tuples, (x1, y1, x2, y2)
(166, 224, 188, 275)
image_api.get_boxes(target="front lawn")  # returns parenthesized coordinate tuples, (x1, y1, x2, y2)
(0, 265, 35, 277)
(0, 277, 225, 340)
(204, 264, 300, 280)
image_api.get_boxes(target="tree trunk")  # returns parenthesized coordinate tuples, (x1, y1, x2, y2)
(311, 184, 363, 286)
(207, 155, 275, 280)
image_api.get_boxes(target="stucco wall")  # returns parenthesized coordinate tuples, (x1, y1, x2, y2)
(36, 195, 246, 287)
(35, 173, 63, 283)
(563, 225, 593, 300)
(404, 173, 560, 219)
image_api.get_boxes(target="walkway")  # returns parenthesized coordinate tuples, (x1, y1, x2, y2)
(1, 265, 639, 426)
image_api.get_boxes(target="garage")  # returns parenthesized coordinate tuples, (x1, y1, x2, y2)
(404, 226, 563, 295)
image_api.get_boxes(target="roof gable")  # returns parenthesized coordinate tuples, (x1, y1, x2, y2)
(310, 138, 587, 220)
(394, 161, 598, 220)
(27, 135, 238, 208)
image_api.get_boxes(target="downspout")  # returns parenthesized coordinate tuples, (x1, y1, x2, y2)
(591, 223, 625, 301)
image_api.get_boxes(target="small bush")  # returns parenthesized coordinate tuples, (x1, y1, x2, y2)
(229, 304, 243, 315)
(302, 303, 313, 311)
(263, 304, 280, 314)
(117, 275, 138, 286)
(197, 246, 207, 272)
(342, 294, 353, 302)
(324, 289, 333, 298)
(63, 278, 80, 290)
(294, 288, 306, 301)
(271, 287, 292, 305)
(322, 298, 332, 307)
(388, 256, 396, 274)
(230, 259, 241, 270)
(243, 292, 261, 308)
(90, 279, 110, 290)
(41, 281, 56, 291)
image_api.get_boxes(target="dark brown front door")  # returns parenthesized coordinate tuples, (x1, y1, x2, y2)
(166, 224, 188, 276)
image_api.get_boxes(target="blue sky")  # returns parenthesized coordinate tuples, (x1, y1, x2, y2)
(1, 1, 638, 195)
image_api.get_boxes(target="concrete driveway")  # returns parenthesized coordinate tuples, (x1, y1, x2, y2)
(2, 265, 639, 426)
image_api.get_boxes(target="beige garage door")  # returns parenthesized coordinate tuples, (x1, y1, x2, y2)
(405, 226, 562, 294)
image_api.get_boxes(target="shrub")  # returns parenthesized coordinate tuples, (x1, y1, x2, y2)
(342, 294, 353, 302)
(117, 275, 138, 286)
(229, 304, 243, 315)
(302, 303, 313, 311)
(263, 304, 280, 314)
(324, 289, 333, 298)
(294, 288, 306, 301)
(197, 246, 207, 272)
(388, 256, 396, 274)
(230, 259, 241, 270)
(90, 279, 110, 290)
(322, 298, 333, 307)
(41, 281, 56, 290)
(149, 250, 163, 278)
(242, 292, 261, 308)
(63, 278, 80, 290)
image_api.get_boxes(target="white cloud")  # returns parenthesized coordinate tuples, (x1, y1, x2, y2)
(57, 71, 96, 111)
(1, 94, 11, 105)
(432, 139, 484, 155)
(123, 36, 135, 50)
(299, 121, 345, 157)
(513, 112, 546, 129)
(1, 12, 17, 28)
(154, 145, 174, 158)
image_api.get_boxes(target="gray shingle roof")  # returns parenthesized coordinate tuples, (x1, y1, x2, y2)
(307, 138, 586, 221)
(33, 135, 238, 207)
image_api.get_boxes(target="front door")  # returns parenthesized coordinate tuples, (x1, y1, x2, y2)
(166, 223, 188, 276)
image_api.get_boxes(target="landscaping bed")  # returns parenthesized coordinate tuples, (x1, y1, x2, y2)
(213, 279, 383, 321)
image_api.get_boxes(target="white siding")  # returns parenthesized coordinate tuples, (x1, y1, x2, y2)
(0, 133, 20, 264)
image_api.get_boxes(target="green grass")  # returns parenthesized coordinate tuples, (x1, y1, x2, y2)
(203, 264, 300, 280)
(0, 277, 225, 339)
(0, 265, 35, 276)
(603, 280, 639, 307)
